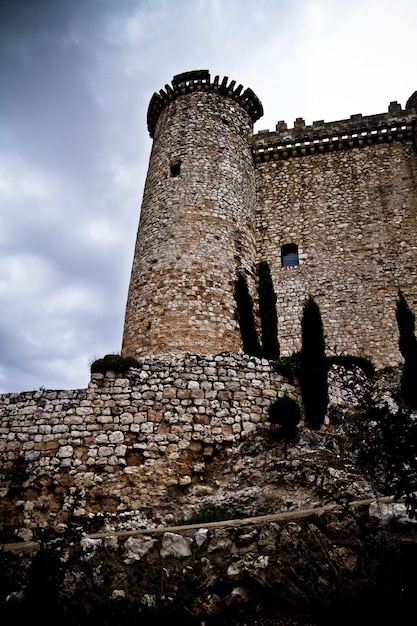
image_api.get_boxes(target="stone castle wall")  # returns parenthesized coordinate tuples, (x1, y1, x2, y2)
(252, 103, 417, 368)
(121, 70, 417, 370)
(255, 138, 417, 368)
(0, 352, 361, 540)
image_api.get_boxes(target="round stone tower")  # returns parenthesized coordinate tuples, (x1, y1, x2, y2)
(122, 70, 263, 358)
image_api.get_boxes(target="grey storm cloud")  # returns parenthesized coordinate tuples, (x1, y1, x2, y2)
(0, 0, 416, 393)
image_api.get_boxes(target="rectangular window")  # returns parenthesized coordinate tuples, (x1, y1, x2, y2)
(170, 161, 181, 177)
(281, 243, 299, 267)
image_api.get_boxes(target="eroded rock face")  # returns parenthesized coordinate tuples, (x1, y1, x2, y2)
(2, 510, 417, 626)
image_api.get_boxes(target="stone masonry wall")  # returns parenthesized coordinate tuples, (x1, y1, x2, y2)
(255, 139, 417, 368)
(0, 354, 295, 540)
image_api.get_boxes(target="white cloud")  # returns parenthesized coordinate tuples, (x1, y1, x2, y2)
(0, 254, 57, 300)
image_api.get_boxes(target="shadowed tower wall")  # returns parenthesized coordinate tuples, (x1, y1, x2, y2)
(122, 71, 263, 357)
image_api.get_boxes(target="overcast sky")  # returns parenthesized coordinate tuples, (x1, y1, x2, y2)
(1, 0, 416, 393)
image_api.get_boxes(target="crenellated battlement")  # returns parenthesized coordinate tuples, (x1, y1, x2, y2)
(252, 95, 417, 162)
(146, 69, 264, 137)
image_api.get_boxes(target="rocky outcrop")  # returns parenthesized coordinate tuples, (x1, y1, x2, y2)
(2, 500, 417, 625)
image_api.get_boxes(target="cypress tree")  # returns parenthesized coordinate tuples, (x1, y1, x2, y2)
(299, 296, 328, 428)
(396, 290, 417, 408)
(234, 273, 262, 357)
(258, 260, 280, 360)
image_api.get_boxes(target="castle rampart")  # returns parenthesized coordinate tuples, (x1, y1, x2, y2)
(0, 352, 366, 540)
(0, 354, 294, 538)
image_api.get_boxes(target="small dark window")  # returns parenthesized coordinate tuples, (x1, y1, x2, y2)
(170, 161, 181, 177)
(281, 243, 299, 267)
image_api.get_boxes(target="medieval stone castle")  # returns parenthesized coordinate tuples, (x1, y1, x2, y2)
(1, 70, 417, 540)
(122, 70, 417, 370)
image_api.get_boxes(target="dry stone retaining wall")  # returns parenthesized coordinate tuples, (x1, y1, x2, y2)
(0, 354, 292, 539)
(0, 353, 363, 540)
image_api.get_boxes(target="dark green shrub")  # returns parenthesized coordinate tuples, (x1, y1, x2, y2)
(234, 273, 262, 357)
(276, 353, 374, 383)
(274, 352, 301, 383)
(174, 508, 237, 526)
(268, 393, 301, 429)
(299, 296, 328, 429)
(327, 354, 375, 378)
(90, 354, 140, 376)
(396, 290, 417, 409)
(258, 259, 280, 360)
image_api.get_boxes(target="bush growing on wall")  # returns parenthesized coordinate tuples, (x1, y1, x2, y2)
(234, 273, 262, 357)
(90, 354, 140, 376)
(258, 259, 280, 360)
(326, 354, 375, 378)
(268, 394, 301, 455)
(274, 352, 301, 384)
(299, 296, 328, 429)
(396, 290, 417, 409)
(268, 393, 301, 429)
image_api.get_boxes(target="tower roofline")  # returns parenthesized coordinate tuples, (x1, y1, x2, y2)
(146, 70, 264, 138)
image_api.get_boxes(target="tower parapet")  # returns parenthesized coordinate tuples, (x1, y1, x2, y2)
(147, 70, 263, 138)
(253, 99, 417, 162)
